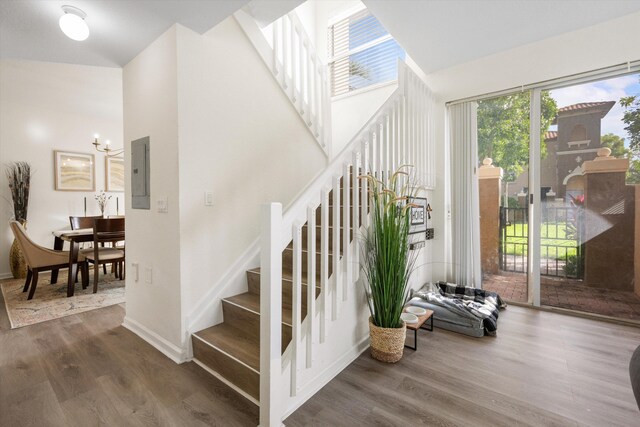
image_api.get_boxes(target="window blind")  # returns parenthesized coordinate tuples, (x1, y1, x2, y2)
(328, 9, 405, 97)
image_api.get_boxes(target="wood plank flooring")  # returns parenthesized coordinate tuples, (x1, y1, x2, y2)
(0, 290, 259, 427)
(2, 285, 639, 426)
(286, 307, 640, 426)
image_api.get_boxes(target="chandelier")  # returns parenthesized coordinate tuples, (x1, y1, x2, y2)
(92, 134, 123, 157)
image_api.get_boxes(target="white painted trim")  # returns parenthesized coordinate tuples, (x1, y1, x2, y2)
(192, 333, 260, 374)
(567, 139, 590, 148)
(122, 316, 189, 364)
(556, 148, 599, 155)
(192, 358, 260, 407)
(331, 80, 398, 102)
(281, 335, 369, 419)
(186, 239, 260, 334)
(0, 272, 14, 280)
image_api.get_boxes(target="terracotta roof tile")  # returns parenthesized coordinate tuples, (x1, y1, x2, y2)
(557, 101, 615, 114)
(544, 131, 558, 141)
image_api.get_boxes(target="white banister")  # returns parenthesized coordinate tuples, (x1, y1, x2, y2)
(319, 188, 329, 343)
(260, 203, 283, 427)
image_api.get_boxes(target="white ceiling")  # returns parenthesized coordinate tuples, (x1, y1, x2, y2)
(2, 0, 640, 71)
(363, 0, 640, 74)
(0, 0, 250, 67)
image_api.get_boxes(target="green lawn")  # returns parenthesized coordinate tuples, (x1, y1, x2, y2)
(502, 222, 578, 259)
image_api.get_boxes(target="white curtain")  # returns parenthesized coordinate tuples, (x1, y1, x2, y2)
(445, 102, 481, 288)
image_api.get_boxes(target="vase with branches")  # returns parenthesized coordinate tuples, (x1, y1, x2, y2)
(5, 162, 31, 278)
(359, 165, 420, 363)
(95, 190, 111, 217)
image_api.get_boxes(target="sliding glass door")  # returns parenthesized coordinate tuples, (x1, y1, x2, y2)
(479, 70, 640, 321)
(477, 93, 530, 303)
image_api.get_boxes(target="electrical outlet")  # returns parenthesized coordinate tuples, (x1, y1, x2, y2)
(145, 267, 152, 284)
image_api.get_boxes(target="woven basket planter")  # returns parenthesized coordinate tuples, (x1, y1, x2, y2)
(369, 317, 406, 363)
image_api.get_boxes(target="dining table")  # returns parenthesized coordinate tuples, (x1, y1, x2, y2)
(51, 228, 125, 297)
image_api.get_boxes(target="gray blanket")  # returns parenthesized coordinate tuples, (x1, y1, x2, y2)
(414, 282, 506, 336)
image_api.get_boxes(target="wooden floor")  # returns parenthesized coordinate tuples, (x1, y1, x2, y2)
(0, 291, 259, 427)
(286, 307, 640, 426)
(2, 289, 639, 426)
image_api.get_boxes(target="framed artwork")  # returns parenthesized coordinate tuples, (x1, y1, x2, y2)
(106, 157, 125, 192)
(408, 196, 427, 235)
(54, 151, 95, 191)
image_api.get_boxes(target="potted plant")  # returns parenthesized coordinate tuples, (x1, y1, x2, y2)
(360, 166, 419, 363)
(95, 190, 111, 217)
(6, 162, 31, 278)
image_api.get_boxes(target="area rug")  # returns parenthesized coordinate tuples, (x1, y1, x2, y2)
(0, 271, 125, 329)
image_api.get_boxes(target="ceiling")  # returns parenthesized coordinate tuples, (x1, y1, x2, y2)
(2, 0, 640, 70)
(0, 0, 250, 67)
(363, 0, 640, 74)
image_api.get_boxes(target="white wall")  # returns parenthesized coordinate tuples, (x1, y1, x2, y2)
(122, 26, 184, 352)
(176, 18, 326, 326)
(122, 19, 327, 356)
(0, 60, 123, 278)
(425, 11, 640, 102)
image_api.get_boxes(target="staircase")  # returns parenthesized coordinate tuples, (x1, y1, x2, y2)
(191, 179, 353, 403)
(188, 7, 436, 426)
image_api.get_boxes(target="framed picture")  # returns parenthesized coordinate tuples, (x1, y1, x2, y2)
(408, 197, 427, 235)
(106, 157, 125, 192)
(54, 151, 95, 191)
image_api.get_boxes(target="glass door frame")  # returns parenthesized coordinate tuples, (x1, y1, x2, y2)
(528, 88, 542, 306)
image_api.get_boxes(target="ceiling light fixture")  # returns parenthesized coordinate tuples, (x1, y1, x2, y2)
(59, 5, 89, 41)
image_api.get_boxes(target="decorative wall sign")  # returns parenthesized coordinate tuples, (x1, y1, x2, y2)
(106, 157, 125, 192)
(409, 197, 427, 235)
(54, 151, 95, 191)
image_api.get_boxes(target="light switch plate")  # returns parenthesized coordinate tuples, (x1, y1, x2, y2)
(204, 191, 213, 206)
(157, 197, 168, 213)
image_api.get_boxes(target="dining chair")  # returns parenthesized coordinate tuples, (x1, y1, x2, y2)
(85, 218, 125, 293)
(9, 221, 88, 300)
(69, 215, 109, 276)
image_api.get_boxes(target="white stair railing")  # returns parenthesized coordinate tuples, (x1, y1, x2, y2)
(235, 9, 332, 157)
(259, 60, 435, 426)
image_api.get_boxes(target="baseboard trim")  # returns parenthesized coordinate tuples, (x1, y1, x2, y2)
(192, 358, 260, 407)
(0, 272, 14, 280)
(282, 335, 369, 419)
(122, 316, 189, 364)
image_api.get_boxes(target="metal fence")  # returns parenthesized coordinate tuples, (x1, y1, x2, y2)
(499, 206, 584, 279)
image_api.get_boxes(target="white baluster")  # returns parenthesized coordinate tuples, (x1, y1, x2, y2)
(320, 188, 329, 343)
(282, 18, 288, 89)
(299, 38, 305, 115)
(290, 221, 302, 397)
(331, 174, 341, 320)
(308, 56, 314, 127)
(342, 162, 350, 301)
(352, 151, 360, 282)
(361, 139, 369, 229)
(259, 203, 282, 427)
(290, 16, 296, 103)
(306, 205, 316, 368)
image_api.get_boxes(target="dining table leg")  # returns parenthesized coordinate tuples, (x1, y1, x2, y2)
(67, 242, 79, 297)
(51, 236, 64, 284)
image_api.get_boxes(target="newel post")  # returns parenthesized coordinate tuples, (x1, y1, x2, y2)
(260, 203, 283, 427)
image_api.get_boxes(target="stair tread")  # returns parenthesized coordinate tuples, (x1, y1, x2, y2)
(225, 292, 297, 326)
(193, 323, 260, 372)
(248, 267, 323, 289)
